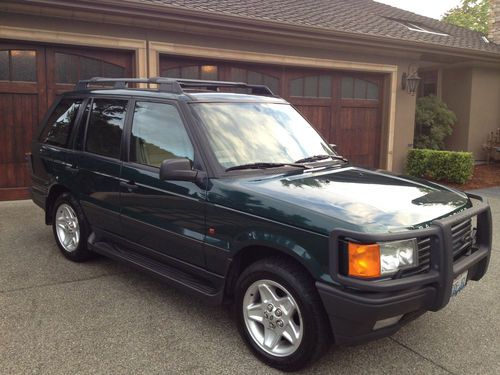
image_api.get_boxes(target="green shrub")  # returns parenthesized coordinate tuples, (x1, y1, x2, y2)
(414, 96, 457, 150)
(406, 149, 474, 184)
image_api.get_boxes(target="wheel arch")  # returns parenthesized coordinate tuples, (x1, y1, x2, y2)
(224, 244, 318, 301)
(45, 184, 71, 224)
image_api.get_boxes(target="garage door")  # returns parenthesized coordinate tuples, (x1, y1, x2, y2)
(160, 55, 384, 169)
(0, 43, 133, 200)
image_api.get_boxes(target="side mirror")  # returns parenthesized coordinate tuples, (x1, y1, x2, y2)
(329, 143, 337, 150)
(159, 158, 198, 181)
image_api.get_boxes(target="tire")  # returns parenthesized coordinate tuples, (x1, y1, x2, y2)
(234, 257, 331, 371)
(52, 192, 93, 262)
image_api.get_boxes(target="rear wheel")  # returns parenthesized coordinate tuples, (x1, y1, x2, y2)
(235, 257, 331, 371)
(52, 193, 93, 262)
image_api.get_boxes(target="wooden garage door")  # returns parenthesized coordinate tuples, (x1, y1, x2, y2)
(0, 43, 133, 200)
(159, 55, 384, 169)
(337, 76, 383, 168)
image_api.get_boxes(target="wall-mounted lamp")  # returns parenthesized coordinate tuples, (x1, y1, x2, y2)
(401, 64, 421, 95)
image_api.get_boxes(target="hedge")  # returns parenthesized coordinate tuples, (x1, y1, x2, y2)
(406, 149, 474, 184)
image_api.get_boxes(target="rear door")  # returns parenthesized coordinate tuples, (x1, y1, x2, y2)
(69, 97, 128, 236)
(119, 100, 206, 267)
(31, 97, 84, 202)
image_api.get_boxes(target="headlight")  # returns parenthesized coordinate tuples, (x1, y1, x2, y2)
(379, 239, 418, 276)
(347, 239, 418, 278)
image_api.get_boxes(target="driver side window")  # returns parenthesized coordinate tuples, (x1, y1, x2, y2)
(129, 101, 194, 168)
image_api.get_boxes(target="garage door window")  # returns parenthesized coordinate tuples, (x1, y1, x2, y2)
(230, 68, 280, 94)
(341, 77, 379, 100)
(0, 50, 36, 82)
(162, 65, 218, 80)
(55, 53, 125, 84)
(289, 75, 331, 98)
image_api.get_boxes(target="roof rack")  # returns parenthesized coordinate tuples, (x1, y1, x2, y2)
(74, 77, 275, 96)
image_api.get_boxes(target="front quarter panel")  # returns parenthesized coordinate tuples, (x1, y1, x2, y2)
(204, 186, 331, 283)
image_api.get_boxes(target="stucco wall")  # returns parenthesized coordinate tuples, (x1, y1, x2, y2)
(442, 67, 473, 152)
(442, 66, 500, 161)
(468, 67, 500, 159)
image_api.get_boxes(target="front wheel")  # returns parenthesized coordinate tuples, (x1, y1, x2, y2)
(235, 257, 331, 371)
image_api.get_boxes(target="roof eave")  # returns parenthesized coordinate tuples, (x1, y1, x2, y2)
(17, 0, 500, 62)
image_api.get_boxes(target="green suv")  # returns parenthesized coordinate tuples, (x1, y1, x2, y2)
(30, 77, 492, 371)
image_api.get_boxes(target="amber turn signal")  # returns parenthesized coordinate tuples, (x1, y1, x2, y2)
(348, 242, 381, 278)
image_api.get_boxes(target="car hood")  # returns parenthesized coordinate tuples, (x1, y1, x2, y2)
(208, 166, 470, 235)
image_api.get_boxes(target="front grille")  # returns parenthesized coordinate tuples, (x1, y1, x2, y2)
(401, 237, 431, 277)
(451, 218, 474, 260)
(401, 218, 475, 278)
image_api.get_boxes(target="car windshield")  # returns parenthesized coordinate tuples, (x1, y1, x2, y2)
(191, 102, 336, 170)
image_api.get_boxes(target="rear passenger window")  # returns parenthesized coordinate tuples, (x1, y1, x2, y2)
(85, 99, 127, 158)
(39, 99, 82, 147)
(130, 101, 194, 167)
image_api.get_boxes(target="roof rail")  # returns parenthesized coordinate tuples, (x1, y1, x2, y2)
(74, 77, 275, 96)
(74, 77, 183, 93)
(169, 78, 275, 96)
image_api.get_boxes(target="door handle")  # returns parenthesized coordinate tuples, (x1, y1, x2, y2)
(120, 181, 139, 193)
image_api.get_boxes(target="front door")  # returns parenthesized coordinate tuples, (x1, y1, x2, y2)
(119, 100, 206, 267)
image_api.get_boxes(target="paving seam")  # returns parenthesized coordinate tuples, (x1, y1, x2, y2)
(0, 271, 131, 294)
(389, 337, 458, 375)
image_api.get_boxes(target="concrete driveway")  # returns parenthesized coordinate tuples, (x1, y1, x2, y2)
(1, 192, 499, 375)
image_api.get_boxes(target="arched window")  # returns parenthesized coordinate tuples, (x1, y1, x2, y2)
(162, 65, 218, 80)
(0, 50, 36, 82)
(289, 75, 332, 98)
(341, 77, 379, 100)
(55, 53, 125, 83)
(230, 68, 280, 94)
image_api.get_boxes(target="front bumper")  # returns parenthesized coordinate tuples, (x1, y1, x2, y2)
(318, 193, 492, 345)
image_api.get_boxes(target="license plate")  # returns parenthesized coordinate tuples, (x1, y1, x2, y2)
(451, 271, 468, 297)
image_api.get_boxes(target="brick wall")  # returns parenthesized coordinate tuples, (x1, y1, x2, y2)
(490, 0, 500, 42)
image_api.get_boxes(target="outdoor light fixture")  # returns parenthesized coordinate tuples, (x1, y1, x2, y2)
(401, 64, 421, 95)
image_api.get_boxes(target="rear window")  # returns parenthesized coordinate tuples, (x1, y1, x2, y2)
(85, 99, 127, 159)
(39, 99, 82, 147)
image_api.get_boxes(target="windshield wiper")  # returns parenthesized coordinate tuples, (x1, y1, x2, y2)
(294, 154, 348, 164)
(225, 162, 308, 172)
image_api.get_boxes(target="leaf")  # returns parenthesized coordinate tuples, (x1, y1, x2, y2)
(442, 0, 489, 34)
(414, 96, 457, 151)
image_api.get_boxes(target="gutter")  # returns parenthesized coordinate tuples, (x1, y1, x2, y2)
(15, 0, 500, 63)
